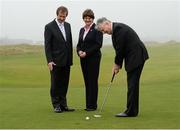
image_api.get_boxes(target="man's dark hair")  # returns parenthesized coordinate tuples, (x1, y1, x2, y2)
(56, 6, 68, 16)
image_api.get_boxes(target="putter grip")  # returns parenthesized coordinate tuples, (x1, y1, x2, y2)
(111, 72, 115, 83)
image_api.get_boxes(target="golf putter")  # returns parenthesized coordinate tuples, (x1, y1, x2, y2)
(94, 72, 115, 118)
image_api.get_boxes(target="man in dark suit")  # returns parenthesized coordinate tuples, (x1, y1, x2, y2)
(44, 6, 74, 113)
(96, 17, 149, 117)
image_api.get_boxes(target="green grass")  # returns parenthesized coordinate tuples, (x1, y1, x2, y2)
(0, 43, 180, 129)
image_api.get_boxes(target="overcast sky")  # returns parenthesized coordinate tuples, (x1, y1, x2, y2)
(0, 0, 180, 44)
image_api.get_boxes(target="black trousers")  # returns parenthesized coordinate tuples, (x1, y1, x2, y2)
(80, 56, 101, 109)
(50, 66, 70, 108)
(125, 63, 144, 116)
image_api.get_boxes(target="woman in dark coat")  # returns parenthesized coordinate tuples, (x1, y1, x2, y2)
(76, 9, 103, 111)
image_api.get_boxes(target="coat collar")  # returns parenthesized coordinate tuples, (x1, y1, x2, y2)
(52, 19, 67, 42)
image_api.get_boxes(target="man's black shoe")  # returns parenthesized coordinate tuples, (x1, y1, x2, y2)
(84, 108, 96, 111)
(54, 107, 62, 113)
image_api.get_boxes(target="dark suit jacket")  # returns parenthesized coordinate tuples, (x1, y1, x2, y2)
(112, 22, 149, 72)
(76, 23, 103, 57)
(44, 20, 73, 67)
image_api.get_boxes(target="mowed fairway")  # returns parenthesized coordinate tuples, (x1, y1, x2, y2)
(0, 43, 180, 129)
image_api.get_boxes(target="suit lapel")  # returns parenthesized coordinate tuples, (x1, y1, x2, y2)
(83, 23, 95, 41)
(64, 22, 68, 41)
(79, 28, 85, 41)
(52, 20, 66, 42)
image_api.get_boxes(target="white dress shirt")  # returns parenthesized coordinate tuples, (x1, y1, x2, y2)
(55, 19, 66, 41)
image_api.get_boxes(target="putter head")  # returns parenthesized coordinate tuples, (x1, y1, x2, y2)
(94, 114, 102, 118)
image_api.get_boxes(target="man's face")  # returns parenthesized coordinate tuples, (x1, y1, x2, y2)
(57, 11, 67, 23)
(99, 22, 112, 35)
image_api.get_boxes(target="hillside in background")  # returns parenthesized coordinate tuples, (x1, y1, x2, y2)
(0, 37, 180, 46)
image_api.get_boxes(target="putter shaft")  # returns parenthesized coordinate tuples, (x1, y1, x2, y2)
(98, 73, 115, 114)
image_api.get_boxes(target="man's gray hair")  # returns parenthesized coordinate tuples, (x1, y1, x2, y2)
(96, 17, 110, 30)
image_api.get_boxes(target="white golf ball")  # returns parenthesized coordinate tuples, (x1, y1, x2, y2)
(85, 116, 90, 120)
